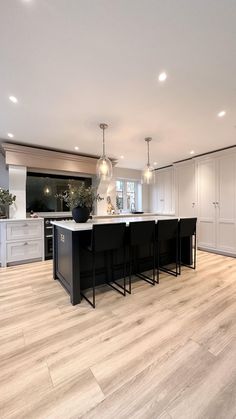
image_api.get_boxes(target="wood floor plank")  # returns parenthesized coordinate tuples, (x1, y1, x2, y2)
(0, 250, 235, 419)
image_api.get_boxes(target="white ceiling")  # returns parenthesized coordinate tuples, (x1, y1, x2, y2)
(0, 0, 235, 169)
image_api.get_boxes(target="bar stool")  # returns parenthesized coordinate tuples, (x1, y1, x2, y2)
(81, 223, 126, 308)
(128, 221, 156, 294)
(178, 218, 197, 275)
(156, 219, 179, 283)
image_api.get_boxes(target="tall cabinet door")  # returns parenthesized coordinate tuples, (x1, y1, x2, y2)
(197, 158, 217, 249)
(216, 154, 236, 254)
(156, 171, 165, 213)
(175, 162, 196, 217)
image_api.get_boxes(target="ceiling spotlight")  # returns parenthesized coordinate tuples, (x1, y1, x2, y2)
(154, 162, 157, 165)
(218, 110, 226, 118)
(120, 155, 124, 159)
(190, 150, 195, 155)
(158, 72, 167, 82)
(74, 146, 79, 151)
(7, 133, 14, 138)
(9, 96, 18, 104)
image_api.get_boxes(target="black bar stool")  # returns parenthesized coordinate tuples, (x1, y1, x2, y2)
(128, 220, 156, 293)
(156, 219, 179, 283)
(178, 218, 197, 275)
(81, 223, 126, 308)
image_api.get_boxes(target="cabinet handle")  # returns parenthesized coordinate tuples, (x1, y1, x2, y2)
(192, 202, 195, 207)
(23, 224, 29, 227)
(23, 242, 28, 246)
(212, 202, 216, 205)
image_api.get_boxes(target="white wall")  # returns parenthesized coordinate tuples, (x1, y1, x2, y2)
(0, 152, 9, 189)
(9, 165, 27, 218)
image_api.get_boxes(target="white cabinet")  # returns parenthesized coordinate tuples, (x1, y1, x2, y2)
(150, 167, 174, 214)
(175, 161, 197, 217)
(197, 152, 236, 255)
(0, 219, 44, 267)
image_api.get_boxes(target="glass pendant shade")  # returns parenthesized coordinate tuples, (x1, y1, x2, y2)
(96, 123, 113, 181)
(142, 137, 155, 185)
(141, 164, 155, 185)
(96, 155, 113, 181)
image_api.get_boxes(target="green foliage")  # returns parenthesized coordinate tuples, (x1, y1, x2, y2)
(56, 184, 103, 210)
(0, 188, 16, 205)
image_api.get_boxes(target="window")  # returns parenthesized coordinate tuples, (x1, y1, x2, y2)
(116, 180, 139, 212)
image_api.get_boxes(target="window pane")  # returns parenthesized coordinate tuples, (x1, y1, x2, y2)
(116, 180, 124, 210)
(116, 180, 124, 191)
(127, 181, 135, 192)
(127, 192, 135, 210)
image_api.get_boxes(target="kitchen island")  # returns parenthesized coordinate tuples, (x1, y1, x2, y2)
(52, 216, 192, 305)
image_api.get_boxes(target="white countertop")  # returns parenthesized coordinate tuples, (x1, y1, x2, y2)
(51, 215, 177, 231)
(35, 211, 162, 219)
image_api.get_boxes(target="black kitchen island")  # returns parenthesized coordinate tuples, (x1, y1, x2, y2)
(52, 216, 193, 305)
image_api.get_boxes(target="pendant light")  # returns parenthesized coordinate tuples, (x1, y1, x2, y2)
(96, 123, 113, 181)
(141, 137, 154, 184)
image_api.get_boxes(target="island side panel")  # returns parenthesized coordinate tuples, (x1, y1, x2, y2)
(54, 226, 81, 305)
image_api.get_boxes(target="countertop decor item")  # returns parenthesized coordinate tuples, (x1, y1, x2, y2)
(0, 188, 16, 219)
(96, 123, 113, 181)
(56, 184, 103, 223)
(141, 137, 155, 185)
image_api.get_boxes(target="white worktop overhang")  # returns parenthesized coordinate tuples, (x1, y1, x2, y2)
(51, 215, 177, 231)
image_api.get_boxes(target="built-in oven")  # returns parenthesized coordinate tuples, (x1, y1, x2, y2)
(44, 217, 73, 259)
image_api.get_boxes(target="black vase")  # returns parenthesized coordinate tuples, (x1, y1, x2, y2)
(72, 206, 90, 223)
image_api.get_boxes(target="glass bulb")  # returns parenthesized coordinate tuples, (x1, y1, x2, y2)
(141, 165, 155, 185)
(96, 156, 112, 181)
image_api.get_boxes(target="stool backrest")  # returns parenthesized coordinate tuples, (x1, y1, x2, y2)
(129, 221, 155, 246)
(179, 218, 197, 238)
(91, 223, 126, 252)
(156, 219, 178, 241)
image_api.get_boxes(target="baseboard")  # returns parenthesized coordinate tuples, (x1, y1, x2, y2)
(198, 246, 236, 258)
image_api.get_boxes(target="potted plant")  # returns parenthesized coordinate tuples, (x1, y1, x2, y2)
(56, 184, 103, 223)
(0, 188, 16, 219)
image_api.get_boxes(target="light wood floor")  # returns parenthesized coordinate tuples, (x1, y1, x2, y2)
(0, 251, 236, 419)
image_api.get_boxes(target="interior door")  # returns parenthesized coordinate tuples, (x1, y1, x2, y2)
(197, 158, 217, 249)
(216, 154, 236, 254)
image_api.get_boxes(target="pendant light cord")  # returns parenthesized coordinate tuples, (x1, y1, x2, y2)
(147, 141, 150, 167)
(102, 127, 105, 156)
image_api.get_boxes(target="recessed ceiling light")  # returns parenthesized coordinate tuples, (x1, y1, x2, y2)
(190, 150, 195, 155)
(218, 110, 226, 117)
(154, 162, 157, 165)
(120, 155, 124, 159)
(9, 95, 18, 104)
(7, 133, 14, 138)
(74, 146, 79, 151)
(158, 72, 167, 82)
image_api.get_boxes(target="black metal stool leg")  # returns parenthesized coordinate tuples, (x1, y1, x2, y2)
(156, 241, 160, 284)
(92, 253, 95, 308)
(175, 235, 178, 277)
(179, 237, 182, 275)
(152, 242, 156, 285)
(128, 246, 132, 294)
(194, 233, 197, 269)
